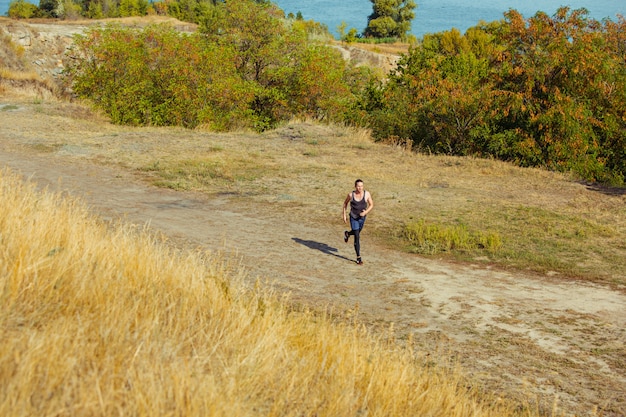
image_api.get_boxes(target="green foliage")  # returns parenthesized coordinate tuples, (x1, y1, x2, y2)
(7, 0, 38, 18)
(38, 0, 58, 17)
(363, 27, 499, 155)
(360, 7, 626, 184)
(86, 1, 104, 18)
(366, 16, 396, 38)
(58, 0, 83, 19)
(160, 0, 208, 23)
(285, 44, 354, 121)
(200, 0, 308, 128)
(66, 24, 252, 129)
(364, 0, 416, 40)
(490, 8, 626, 183)
(19, 0, 623, 184)
(7, 0, 152, 19)
(66, 0, 370, 131)
(201, 0, 291, 83)
(98, 0, 119, 18)
(338, 22, 360, 43)
(289, 18, 332, 40)
(352, 36, 398, 45)
(344, 28, 360, 43)
(118, 0, 148, 17)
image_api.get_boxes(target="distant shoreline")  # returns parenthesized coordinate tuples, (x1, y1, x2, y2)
(2, 0, 623, 39)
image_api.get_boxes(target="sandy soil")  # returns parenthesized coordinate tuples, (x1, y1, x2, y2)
(0, 100, 624, 417)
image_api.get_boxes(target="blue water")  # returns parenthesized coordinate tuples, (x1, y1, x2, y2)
(276, 0, 624, 38)
(1, 0, 623, 39)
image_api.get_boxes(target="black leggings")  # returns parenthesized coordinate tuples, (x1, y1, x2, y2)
(348, 228, 361, 257)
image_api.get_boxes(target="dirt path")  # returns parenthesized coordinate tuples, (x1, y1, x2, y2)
(1, 108, 625, 417)
(2, 151, 625, 417)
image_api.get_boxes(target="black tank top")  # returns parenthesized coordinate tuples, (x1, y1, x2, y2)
(350, 191, 368, 219)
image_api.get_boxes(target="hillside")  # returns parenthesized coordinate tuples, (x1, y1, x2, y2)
(1, 17, 625, 417)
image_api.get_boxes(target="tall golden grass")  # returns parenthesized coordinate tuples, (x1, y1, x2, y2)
(0, 168, 527, 416)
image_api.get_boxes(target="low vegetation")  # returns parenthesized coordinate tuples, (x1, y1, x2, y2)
(402, 220, 502, 255)
(1, 95, 622, 285)
(136, 136, 626, 285)
(1, 168, 525, 416)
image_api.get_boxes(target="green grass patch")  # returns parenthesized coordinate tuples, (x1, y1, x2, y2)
(498, 205, 615, 240)
(489, 205, 620, 278)
(402, 220, 502, 255)
(353, 37, 400, 45)
(401, 204, 624, 282)
(141, 159, 236, 190)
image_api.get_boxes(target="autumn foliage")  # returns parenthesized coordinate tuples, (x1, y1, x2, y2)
(65, 0, 370, 131)
(63, 4, 624, 184)
(362, 7, 625, 184)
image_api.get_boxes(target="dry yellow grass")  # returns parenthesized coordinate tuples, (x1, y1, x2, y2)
(0, 68, 39, 81)
(0, 168, 526, 416)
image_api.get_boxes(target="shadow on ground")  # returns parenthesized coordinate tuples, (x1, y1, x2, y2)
(292, 237, 355, 263)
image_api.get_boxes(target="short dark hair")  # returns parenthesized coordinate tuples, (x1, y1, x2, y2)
(355, 179, 363, 186)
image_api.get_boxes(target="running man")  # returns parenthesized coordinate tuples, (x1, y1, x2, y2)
(342, 179, 374, 265)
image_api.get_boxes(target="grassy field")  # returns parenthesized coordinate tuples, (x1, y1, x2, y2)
(145, 127, 626, 286)
(18, 100, 622, 287)
(1, 167, 530, 416)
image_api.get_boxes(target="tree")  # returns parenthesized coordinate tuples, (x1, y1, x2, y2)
(118, 0, 148, 17)
(490, 7, 626, 182)
(364, 0, 416, 40)
(359, 7, 626, 184)
(364, 27, 498, 154)
(86, 1, 104, 18)
(57, 0, 83, 19)
(198, 0, 304, 129)
(7, 0, 38, 18)
(38, 0, 59, 17)
(66, 24, 252, 129)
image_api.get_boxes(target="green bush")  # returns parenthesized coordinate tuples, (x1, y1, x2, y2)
(65, 0, 372, 131)
(66, 24, 253, 129)
(364, 0, 416, 40)
(360, 8, 626, 184)
(7, 0, 38, 18)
